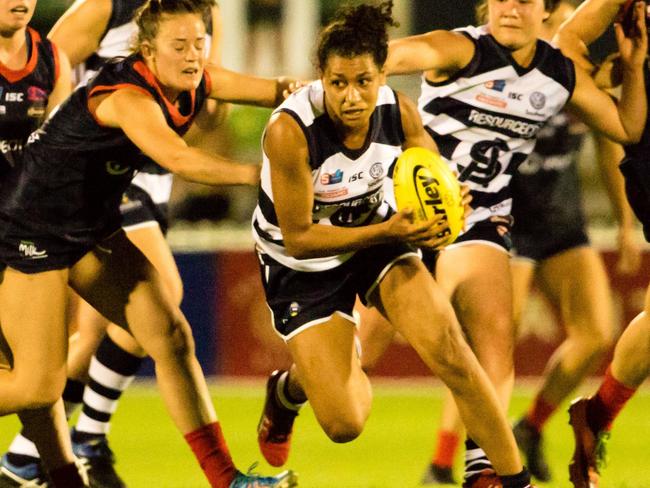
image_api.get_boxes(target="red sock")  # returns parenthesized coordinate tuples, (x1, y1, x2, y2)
(525, 395, 556, 432)
(184, 422, 237, 488)
(587, 367, 637, 433)
(433, 430, 461, 468)
(48, 462, 86, 488)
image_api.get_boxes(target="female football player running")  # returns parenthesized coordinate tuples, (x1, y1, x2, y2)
(252, 2, 536, 487)
(0, 0, 298, 486)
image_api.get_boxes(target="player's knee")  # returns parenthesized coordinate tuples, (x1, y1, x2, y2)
(169, 276, 184, 307)
(423, 324, 471, 378)
(148, 315, 195, 362)
(575, 326, 612, 357)
(322, 417, 365, 443)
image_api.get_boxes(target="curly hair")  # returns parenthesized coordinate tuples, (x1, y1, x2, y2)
(133, 0, 216, 50)
(475, 0, 563, 24)
(316, 1, 399, 71)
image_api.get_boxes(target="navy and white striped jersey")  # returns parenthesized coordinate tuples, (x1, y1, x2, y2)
(419, 25, 576, 232)
(252, 81, 405, 272)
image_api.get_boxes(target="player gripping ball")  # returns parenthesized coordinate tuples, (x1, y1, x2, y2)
(393, 147, 465, 246)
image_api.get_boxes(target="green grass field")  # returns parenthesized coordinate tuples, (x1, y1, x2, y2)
(0, 380, 647, 488)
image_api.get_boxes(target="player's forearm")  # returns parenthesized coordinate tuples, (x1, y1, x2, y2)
(556, 0, 628, 48)
(167, 147, 260, 186)
(617, 64, 648, 142)
(283, 221, 395, 259)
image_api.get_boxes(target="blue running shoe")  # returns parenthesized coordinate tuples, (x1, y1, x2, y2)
(71, 431, 125, 488)
(229, 466, 298, 488)
(0, 454, 48, 487)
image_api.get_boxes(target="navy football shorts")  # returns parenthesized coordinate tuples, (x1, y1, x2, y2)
(420, 219, 512, 272)
(511, 226, 589, 263)
(258, 242, 418, 340)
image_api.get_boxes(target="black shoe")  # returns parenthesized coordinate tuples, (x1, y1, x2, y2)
(421, 463, 457, 485)
(72, 431, 125, 488)
(513, 418, 551, 482)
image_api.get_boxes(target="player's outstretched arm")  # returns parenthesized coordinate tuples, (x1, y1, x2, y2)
(385, 30, 474, 77)
(97, 89, 259, 185)
(555, 0, 636, 70)
(206, 65, 297, 108)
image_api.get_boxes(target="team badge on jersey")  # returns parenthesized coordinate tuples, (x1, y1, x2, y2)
(369, 162, 384, 179)
(529, 92, 547, 110)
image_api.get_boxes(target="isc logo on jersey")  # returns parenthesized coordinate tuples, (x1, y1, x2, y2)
(393, 147, 464, 246)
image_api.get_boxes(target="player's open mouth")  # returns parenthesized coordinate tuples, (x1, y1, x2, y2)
(343, 109, 364, 118)
(182, 68, 199, 75)
(10, 6, 28, 14)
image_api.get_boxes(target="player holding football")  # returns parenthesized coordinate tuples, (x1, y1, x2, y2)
(355, 0, 647, 486)
(252, 2, 539, 487)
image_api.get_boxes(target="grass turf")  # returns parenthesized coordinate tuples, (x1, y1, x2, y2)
(0, 380, 647, 488)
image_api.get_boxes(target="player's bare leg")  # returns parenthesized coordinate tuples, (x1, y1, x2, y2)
(569, 291, 650, 488)
(435, 244, 516, 485)
(69, 231, 296, 487)
(516, 247, 612, 482)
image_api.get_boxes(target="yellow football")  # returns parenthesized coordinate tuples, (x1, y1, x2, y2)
(393, 147, 464, 245)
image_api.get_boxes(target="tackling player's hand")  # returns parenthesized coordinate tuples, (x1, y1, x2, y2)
(615, 1, 648, 69)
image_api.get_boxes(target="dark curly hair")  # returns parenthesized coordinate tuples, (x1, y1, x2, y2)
(475, 0, 563, 24)
(134, 0, 216, 50)
(316, 1, 399, 71)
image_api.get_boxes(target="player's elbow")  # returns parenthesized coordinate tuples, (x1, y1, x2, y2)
(283, 231, 319, 259)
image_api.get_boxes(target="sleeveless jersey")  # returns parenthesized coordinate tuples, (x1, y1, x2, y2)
(418, 25, 576, 232)
(0, 54, 210, 244)
(511, 111, 586, 235)
(252, 81, 405, 272)
(0, 28, 59, 172)
(75, 0, 213, 207)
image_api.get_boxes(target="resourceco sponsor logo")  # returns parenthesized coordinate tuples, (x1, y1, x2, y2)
(468, 110, 542, 138)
